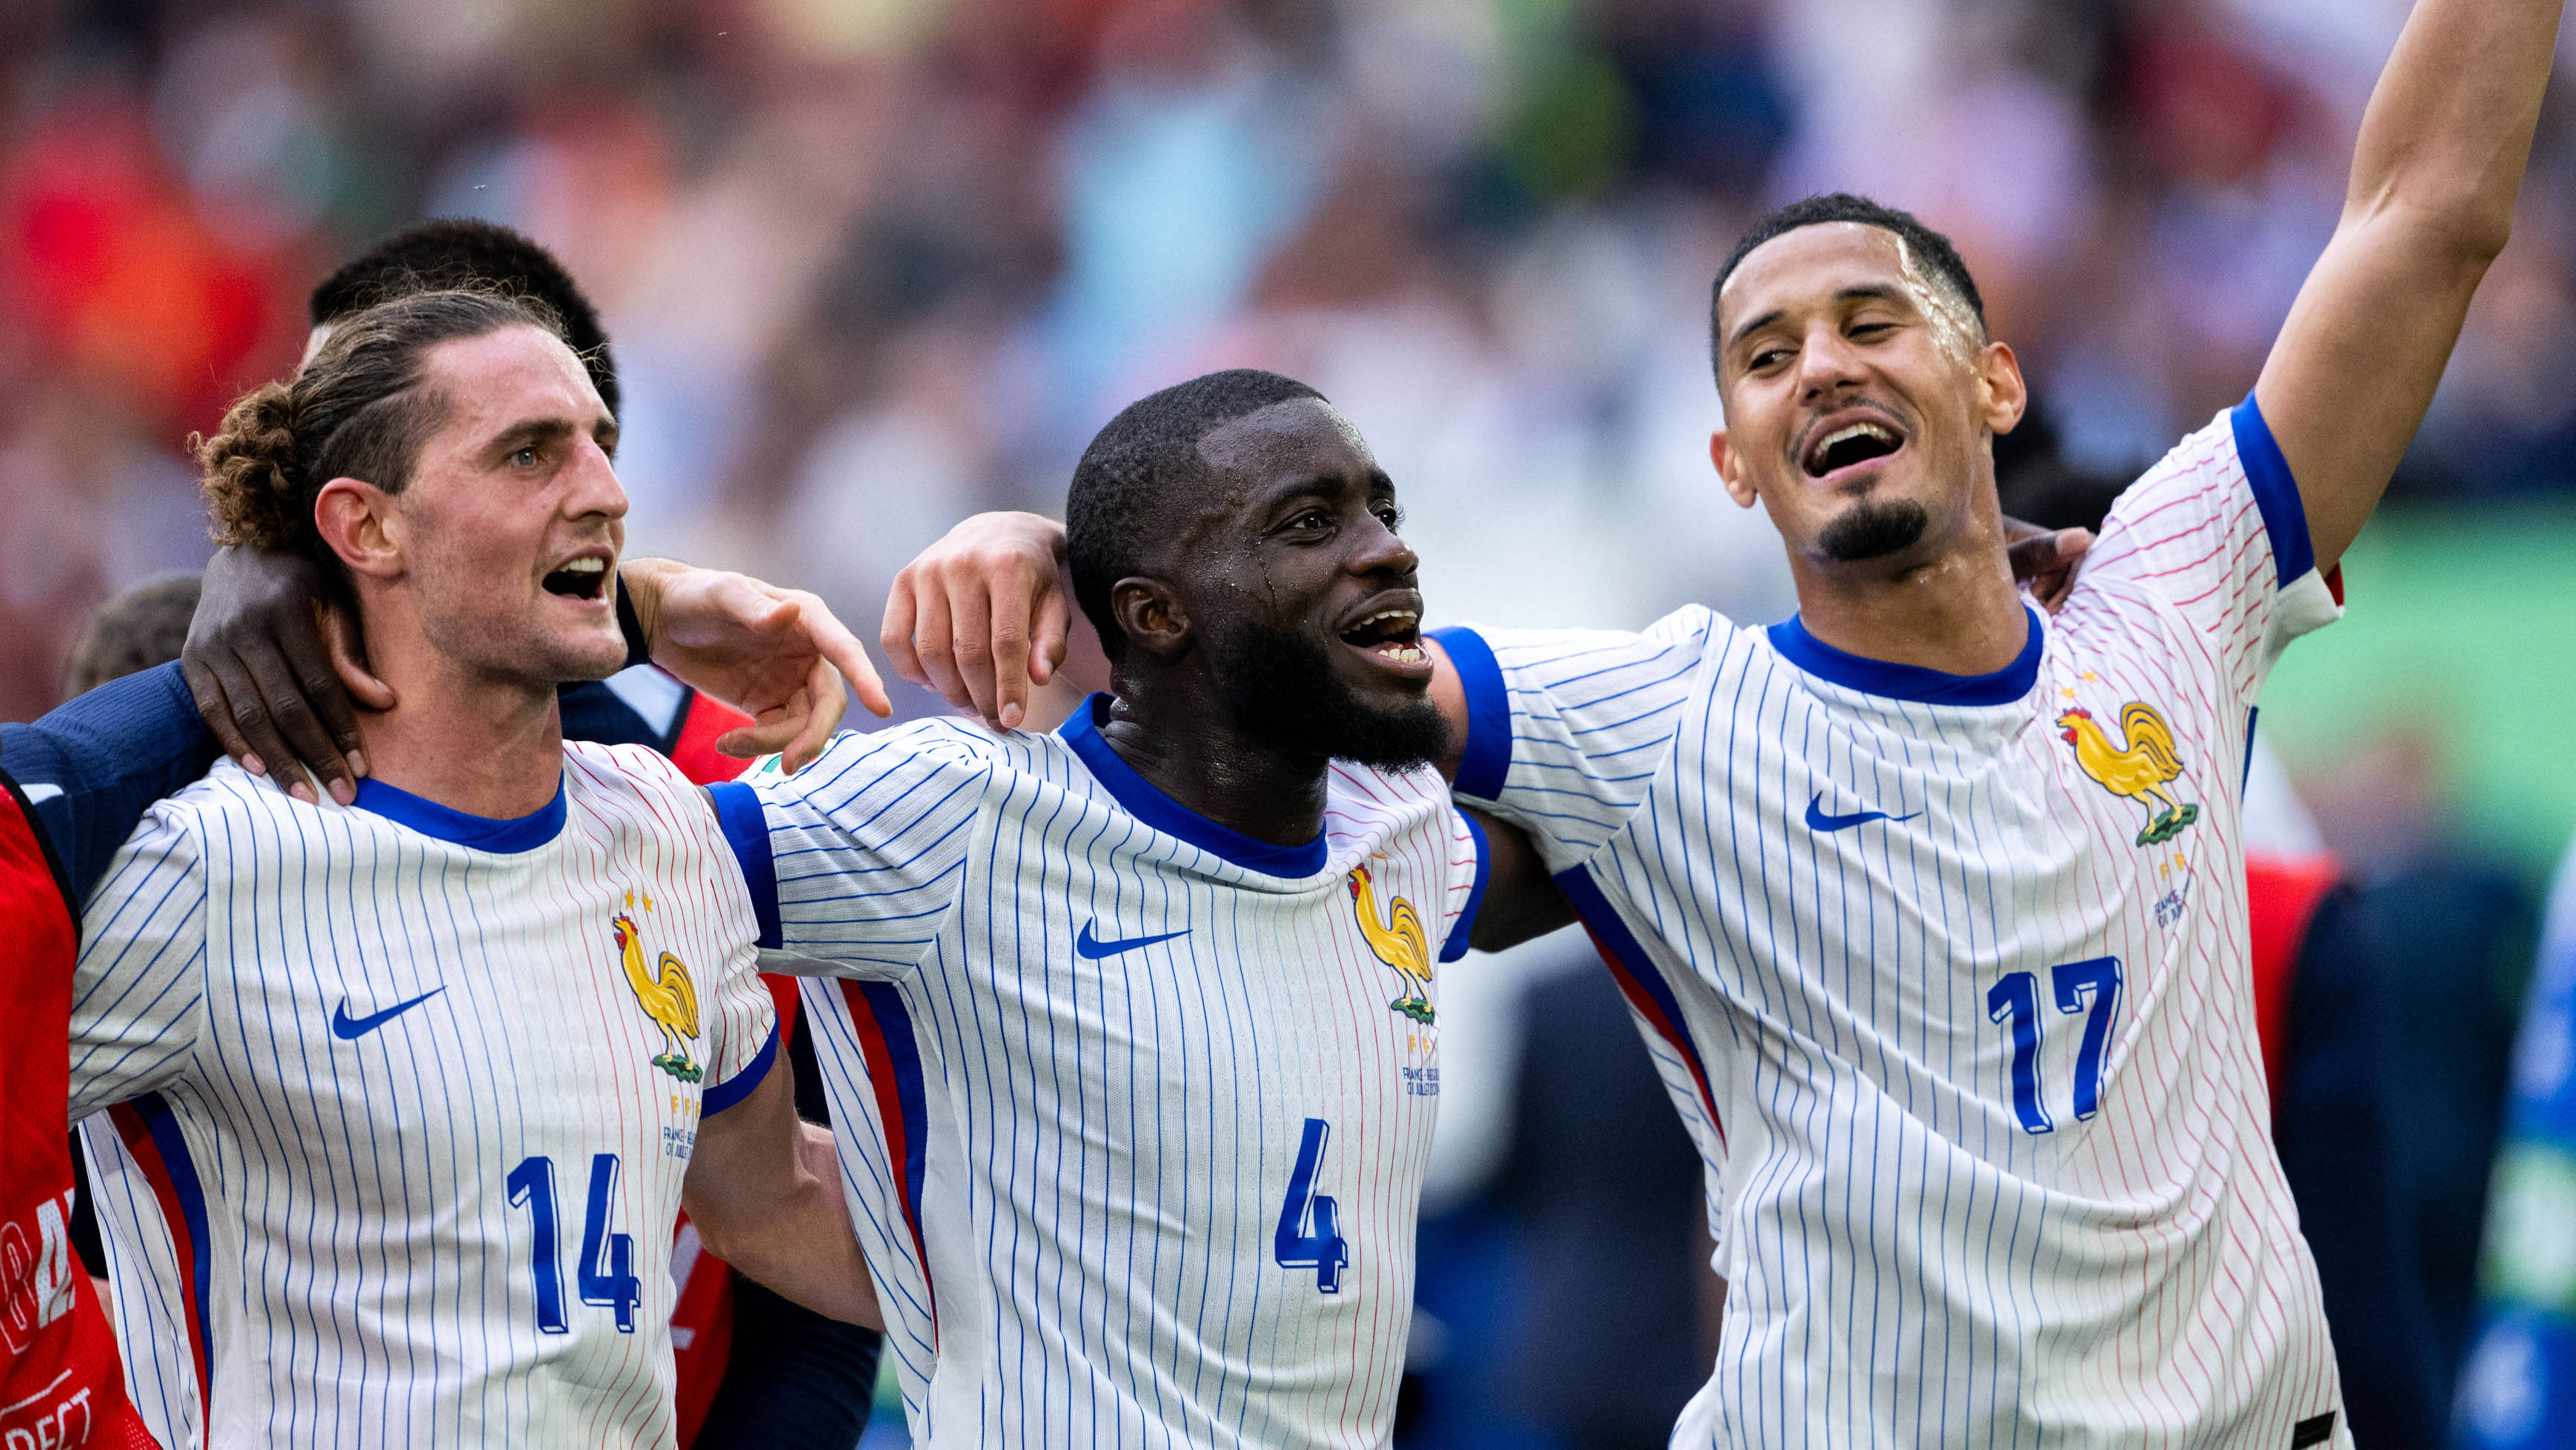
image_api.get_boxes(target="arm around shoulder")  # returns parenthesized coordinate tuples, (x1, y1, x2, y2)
(682, 1051, 883, 1328)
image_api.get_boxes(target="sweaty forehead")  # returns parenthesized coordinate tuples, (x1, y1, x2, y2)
(1195, 397, 1375, 495)
(1718, 222, 1920, 333)
(422, 325, 604, 431)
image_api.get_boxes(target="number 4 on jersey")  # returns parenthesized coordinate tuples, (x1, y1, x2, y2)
(1274, 1118, 1348, 1293)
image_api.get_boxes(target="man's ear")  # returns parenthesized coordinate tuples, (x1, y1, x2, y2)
(1710, 430, 1759, 510)
(1108, 577, 1189, 659)
(1977, 339, 2028, 437)
(313, 477, 403, 582)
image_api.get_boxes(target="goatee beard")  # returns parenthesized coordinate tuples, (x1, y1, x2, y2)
(1209, 618, 1449, 774)
(1817, 497, 1930, 562)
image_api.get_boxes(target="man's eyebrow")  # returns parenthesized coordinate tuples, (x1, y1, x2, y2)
(1725, 285, 1914, 352)
(485, 417, 576, 456)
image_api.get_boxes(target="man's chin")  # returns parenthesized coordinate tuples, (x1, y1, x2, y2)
(531, 629, 631, 685)
(1817, 496, 1931, 564)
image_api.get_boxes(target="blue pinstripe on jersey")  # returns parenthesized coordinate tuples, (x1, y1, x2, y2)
(1445, 402, 2354, 1448)
(726, 698, 1482, 1449)
(69, 745, 776, 1448)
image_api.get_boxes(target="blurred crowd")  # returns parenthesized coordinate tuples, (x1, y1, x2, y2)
(7, 4, 2576, 1446)
(6, 0, 2576, 727)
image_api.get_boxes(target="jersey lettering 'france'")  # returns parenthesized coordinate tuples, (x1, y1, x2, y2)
(67, 745, 776, 1449)
(1437, 399, 2350, 1448)
(708, 696, 1485, 1449)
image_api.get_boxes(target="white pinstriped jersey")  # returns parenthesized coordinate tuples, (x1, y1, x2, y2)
(708, 696, 1485, 1449)
(1435, 399, 2352, 1448)
(66, 745, 777, 1449)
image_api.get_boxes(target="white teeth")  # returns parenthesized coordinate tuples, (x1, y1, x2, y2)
(1373, 644, 1427, 664)
(1352, 607, 1419, 629)
(560, 558, 607, 574)
(1820, 423, 1895, 449)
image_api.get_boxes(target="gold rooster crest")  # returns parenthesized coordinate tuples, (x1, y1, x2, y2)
(613, 894, 702, 1083)
(2057, 702, 2200, 847)
(1348, 864, 1434, 1025)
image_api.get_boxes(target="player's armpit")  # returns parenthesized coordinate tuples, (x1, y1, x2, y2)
(682, 1059, 884, 1330)
(1464, 809, 1575, 951)
(2254, 0, 2560, 574)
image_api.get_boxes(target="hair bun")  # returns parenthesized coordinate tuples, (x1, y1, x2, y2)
(194, 382, 304, 551)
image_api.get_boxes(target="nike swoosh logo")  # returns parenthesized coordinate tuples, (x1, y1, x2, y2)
(1805, 791, 1922, 833)
(20, 784, 62, 805)
(1075, 922, 1190, 960)
(331, 987, 447, 1040)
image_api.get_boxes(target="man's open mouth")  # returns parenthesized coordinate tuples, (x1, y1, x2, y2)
(1800, 419, 1904, 479)
(542, 555, 613, 601)
(1339, 602, 1425, 666)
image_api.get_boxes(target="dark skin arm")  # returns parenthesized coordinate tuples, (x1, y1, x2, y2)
(183, 545, 388, 805)
(1463, 806, 1575, 950)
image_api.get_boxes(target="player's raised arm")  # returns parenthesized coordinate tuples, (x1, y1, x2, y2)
(2256, 0, 2563, 573)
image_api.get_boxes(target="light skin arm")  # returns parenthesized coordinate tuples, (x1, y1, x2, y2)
(2254, 0, 2562, 573)
(681, 1051, 885, 1328)
(619, 558, 892, 772)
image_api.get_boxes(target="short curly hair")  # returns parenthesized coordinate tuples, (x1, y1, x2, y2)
(309, 219, 616, 416)
(197, 288, 565, 589)
(1065, 369, 1326, 661)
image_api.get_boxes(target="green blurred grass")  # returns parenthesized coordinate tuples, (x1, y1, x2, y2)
(2257, 503, 2576, 881)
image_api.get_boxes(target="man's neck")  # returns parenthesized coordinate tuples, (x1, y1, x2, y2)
(1788, 505, 2031, 677)
(1094, 682, 1327, 849)
(356, 635, 567, 822)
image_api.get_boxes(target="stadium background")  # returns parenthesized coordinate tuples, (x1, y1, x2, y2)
(2, 0, 2572, 1446)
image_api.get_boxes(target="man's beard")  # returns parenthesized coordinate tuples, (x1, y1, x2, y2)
(1817, 496, 1929, 562)
(1210, 618, 1449, 774)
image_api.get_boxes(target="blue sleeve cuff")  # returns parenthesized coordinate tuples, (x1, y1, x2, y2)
(708, 781, 782, 950)
(699, 1018, 779, 1115)
(2231, 391, 2315, 587)
(1440, 810, 1491, 963)
(1426, 626, 1511, 803)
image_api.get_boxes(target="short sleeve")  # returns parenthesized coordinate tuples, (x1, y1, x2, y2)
(697, 956, 781, 1116)
(2081, 395, 2343, 699)
(705, 723, 991, 982)
(68, 807, 209, 1119)
(1429, 605, 1718, 875)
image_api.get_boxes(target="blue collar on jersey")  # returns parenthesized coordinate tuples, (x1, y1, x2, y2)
(1059, 694, 1329, 878)
(1766, 603, 2045, 708)
(352, 774, 567, 853)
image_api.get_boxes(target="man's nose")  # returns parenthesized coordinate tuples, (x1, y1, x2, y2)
(1795, 323, 1866, 401)
(1351, 513, 1418, 578)
(566, 435, 629, 521)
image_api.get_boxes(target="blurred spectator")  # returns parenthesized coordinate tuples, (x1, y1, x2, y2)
(1491, 959, 1714, 1450)
(61, 571, 196, 699)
